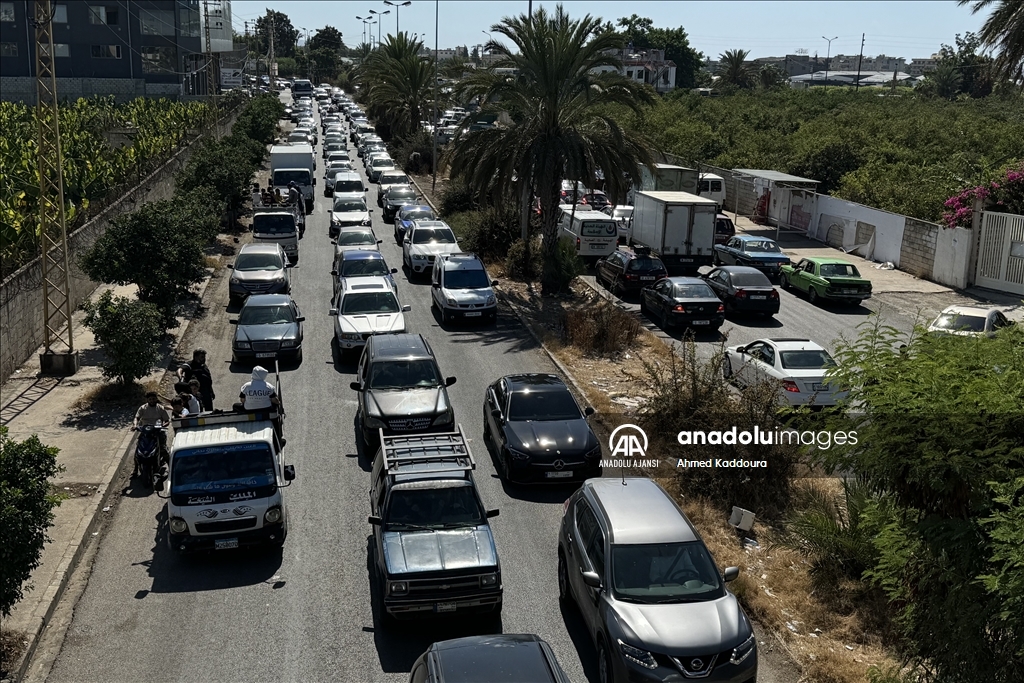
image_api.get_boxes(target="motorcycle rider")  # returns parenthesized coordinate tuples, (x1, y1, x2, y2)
(132, 391, 170, 473)
(235, 366, 285, 445)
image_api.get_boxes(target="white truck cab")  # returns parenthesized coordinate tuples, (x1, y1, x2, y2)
(161, 411, 295, 553)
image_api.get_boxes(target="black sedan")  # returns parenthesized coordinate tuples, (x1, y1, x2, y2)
(230, 294, 305, 365)
(703, 266, 780, 316)
(713, 234, 791, 279)
(381, 186, 419, 222)
(483, 374, 601, 484)
(640, 277, 725, 331)
(595, 249, 667, 296)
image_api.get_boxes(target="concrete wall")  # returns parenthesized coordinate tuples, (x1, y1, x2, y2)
(0, 77, 181, 105)
(933, 226, 973, 290)
(811, 195, 907, 265)
(899, 218, 939, 278)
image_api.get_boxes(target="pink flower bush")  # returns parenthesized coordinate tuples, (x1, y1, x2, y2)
(942, 163, 1024, 229)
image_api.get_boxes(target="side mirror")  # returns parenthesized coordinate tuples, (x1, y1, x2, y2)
(229, 319, 239, 325)
(283, 464, 296, 481)
(431, 283, 440, 289)
(350, 381, 362, 391)
(329, 308, 338, 316)
(156, 482, 170, 499)
(296, 316, 305, 323)
(226, 264, 234, 269)
(330, 269, 338, 276)
(723, 566, 740, 582)
(330, 239, 338, 245)
(445, 376, 457, 387)
(367, 515, 382, 525)
(584, 407, 595, 417)
(402, 305, 412, 312)
(368, 209, 374, 213)
(377, 240, 383, 244)
(486, 509, 500, 518)
(491, 280, 499, 287)
(390, 268, 398, 274)
(581, 570, 602, 589)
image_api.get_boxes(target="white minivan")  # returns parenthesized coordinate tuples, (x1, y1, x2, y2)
(699, 173, 727, 210)
(557, 206, 619, 266)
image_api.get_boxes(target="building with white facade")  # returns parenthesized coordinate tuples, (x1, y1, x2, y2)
(908, 55, 940, 76)
(594, 48, 676, 93)
(199, 0, 233, 53)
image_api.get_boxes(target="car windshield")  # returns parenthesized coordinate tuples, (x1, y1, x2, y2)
(369, 359, 442, 389)
(508, 389, 582, 421)
(333, 199, 367, 213)
(674, 283, 716, 298)
(371, 158, 394, 168)
(613, 208, 632, 219)
(611, 542, 724, 603)
(819, 263, 861, 278)
(335, 180, 363, 193)
(336, 230, 376, 246)
(445, 270, 491, 289)
(729, 271, 772, 287)
(627, 257, 665, 272)
(400, 209, 434, 222)
(171, 443, 276, 493)
(385, 485, 484, 529)
(382, 174, 410, 185)
(742, 240, 781, 253)
(238, 304, 295, 325)
(779, 350, 836, 370)
(932, 313, 987, 332)
(387, 188, 417, 202)
(341, 259, 389, 277)
(234, 254, 283, 271)
(273, 170, 309, 185)
(413, 228, 456, 244)
(252, 215, 295, 235)
(341, 291, 400, 314)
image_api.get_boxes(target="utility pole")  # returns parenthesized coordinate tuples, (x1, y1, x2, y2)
(33, 0, 78, 375)
(203, 0, 217, 116)
(431, 0, 438, 192)
(268, 18, 275, 92)
(855, 33, 865, 91)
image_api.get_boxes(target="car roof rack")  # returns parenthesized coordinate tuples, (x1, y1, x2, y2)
(171, 410, 279, 429)
(767, 338, 812, 343)
(380, 425, 475, 476)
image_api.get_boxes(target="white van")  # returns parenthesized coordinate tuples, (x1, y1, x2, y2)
(699, 173, 727, 210)
(558, 206, 619, 265)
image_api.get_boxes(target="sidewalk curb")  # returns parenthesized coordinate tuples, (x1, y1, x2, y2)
(409, 175, 438, 214)
(10, 270, 217, 683)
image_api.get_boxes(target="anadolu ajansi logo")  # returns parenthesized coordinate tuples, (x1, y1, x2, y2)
(609, 424, 648, 458)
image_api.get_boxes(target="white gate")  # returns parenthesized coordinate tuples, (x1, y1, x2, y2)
(975, 212, 1024, 295)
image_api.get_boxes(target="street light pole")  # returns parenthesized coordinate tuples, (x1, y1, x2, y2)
(369, 9, 390, 45)
(357, 16, 367, 46)
(384, 1, 411, 35)
(432, 0, 438, 192)
(822, 36, 837, 92)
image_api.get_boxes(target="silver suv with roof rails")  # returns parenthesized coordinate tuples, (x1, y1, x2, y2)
(558, 478, 757, 683)
(430, 253, 498, 324)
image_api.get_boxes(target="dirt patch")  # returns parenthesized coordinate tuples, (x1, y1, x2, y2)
(0, 628, 29, 679)
(49, 482, 103, 499)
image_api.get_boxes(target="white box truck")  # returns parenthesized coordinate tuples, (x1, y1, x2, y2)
(627, 163, 699, 204)
(270, 144, 316, 213)
(630, 191, 718, 273)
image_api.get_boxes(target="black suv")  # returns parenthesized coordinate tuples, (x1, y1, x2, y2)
(368, 428, 502, 624)
(408, 634, 571, 683)
(350, 334, 457, 446)
(596, 248, 668, 296)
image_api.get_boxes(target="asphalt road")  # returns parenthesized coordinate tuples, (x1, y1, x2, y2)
(41, 98, 802, 683)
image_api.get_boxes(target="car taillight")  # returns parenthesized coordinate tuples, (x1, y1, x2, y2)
(625, 274, 638, 281)
(770, 289, 779, 299)
(674, 304, 686, 312)
(576, 237, 580, 249)
(736, 289, 748, 298)
(717, 304, 725, 312)
(782, 380, 801, 393)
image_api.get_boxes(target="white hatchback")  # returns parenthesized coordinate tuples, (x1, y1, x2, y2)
(724, 338, 846, 407)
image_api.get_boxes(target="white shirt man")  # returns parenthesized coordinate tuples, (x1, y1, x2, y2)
(239, 366, 279, 411)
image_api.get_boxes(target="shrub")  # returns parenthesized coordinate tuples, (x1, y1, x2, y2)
(389, 129, 435, 175)
(174, 136, 259, 215)
(439, 178, 476, 215)
(0, 426, 63, 619)
(447, 206, 520, 262)
(81, 290, 164, 385)
(549, 238, 584, 292)
(560, 302, 641, 355)
(505, 237, 541, 280)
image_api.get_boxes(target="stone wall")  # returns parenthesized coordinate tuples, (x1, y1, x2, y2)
(1, 77, 180, 105)
(900, 217, 939, 278)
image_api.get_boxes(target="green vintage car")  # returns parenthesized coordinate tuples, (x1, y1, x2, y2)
(779, 257, 872, 305)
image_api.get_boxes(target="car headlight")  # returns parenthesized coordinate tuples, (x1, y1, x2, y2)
(479, 572, 498, 587)
(364, 416, 385, 429)
(618, 640, 658, 670)
(169, 517, 188, 534)
(264, 507, 283, 524)
(340, 332, 362, 341)
(388, 580, 408, 595)
(281, 339, 297, 348)
(431, 410, 453, 427)
(413, 254, 427, 261)
(445, 297, 458, 306)
(730, 634, 756, 665)
(507, 447, 531, 461)
(585, 445, 602, 459)
(230, 277, 240, 285)
(235, 341, 251, 349)
(485, 294, 496, 306)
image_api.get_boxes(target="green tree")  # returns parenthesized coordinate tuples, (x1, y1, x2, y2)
(919, 62, 963, 99)
(757, 63, 785, 89)
(309, 25, 345, 54)
(310, 47, 342, 81)
(939, 32, 995, 97)
(959, 0, 1024, 82)
(254, 10, 299, 57)
(358, 33, 432, 140)
(614, 15, 705, 89)
(449, 7, 656, 295)
(81, 290, 164, 384)
(824, 319, 1024, 682)
(174, 136, 259, 215)
(0, 426, 63, 619)
(718, 49, 753, 88)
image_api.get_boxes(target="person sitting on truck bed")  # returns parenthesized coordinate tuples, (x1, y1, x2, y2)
(236, 366, 285, 444)
(287, 182, 305, 237)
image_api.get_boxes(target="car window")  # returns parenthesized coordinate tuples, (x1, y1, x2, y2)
(575, 499, 598, 552)
(674, 283, 716, 298)
(400, 209, 434, 222)
(803, 261, 816, 273)
(744, 342, 763, 357)
(369, 359, 442, 389)
(627, 257, 665, 272)
(759, 346, 776, 366)
(444, 269, 491, 289)
(383, 174, 411, 185)
(727, 238, 740, 248)
(508, 388, 583, 421)
(819, 263, 861, 278)
(744, 240, 782, 253)
(493, 380, 508, 413)
(730, 271, 772, 287)
(336, 230, 376, 246)
(387, 188, 417, 201)
(238, 304, 295, 325)
(335, 180, 364, 193)
(587, 526, 606, 580)
(779, 350, 835, 369)
(611, 542, 724, 603)
(341, 291, 400, 315)
(994, 312, 1010, 328)
(333, 199, 367, 213)
(931, 313, 987, 332)
(413, 228, 456, 244)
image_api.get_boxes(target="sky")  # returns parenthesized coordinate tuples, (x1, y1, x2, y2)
(229, 1, 991, 61)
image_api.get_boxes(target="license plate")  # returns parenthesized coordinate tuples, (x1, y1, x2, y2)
(640, 276, 655, 281)
(255, 352, 276, 358)
(464, 311, 482, 317)
(679, 258, 694, 262)
(813, 383, 829, 391)
(435, 602, 457, 613)
(693, 320, 710, 325)
(215, 538, 238, 550)
(841, 289, 857, 294)
(751, 295, 767, 300)
(589, 244, 606, 250)
(546, 471, 574, 479)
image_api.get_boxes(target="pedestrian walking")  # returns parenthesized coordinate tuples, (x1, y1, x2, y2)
(177, 348, 215, 411)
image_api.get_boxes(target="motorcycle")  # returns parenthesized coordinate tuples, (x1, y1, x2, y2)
(133, 423, 166, 489)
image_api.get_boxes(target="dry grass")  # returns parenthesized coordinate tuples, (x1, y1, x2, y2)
(204, 255, 221, 269)
(0, 628, 29, 679)
(70, 380, 161, 411)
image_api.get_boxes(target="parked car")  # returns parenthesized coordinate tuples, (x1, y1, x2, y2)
(605, 204, 633, 243)
(558, 478, 756, 683)
(381, 185, 419, 222)
(484, 374, 600, 484)
(376, 170, 412, 202)
(714, 213, 736, 246)
(322, 141, 346, 160)
(328, 196, 372, 238)
(580, 191, 611, 211)
(640, 276, 725, 331)
(230, 294, 305, 365)
(703, 266, 780, 317)
(331, 249, 398, 299)
(227, 243, 291, 304)
(926, 305, 1014, 337)
(713, 235, 790, 278)
(403, 221, 461, 277)
(332, 172, 367, 200)
(350, 333, 457, 446)
(595, 248, 667, 297)
(409, 635, 572, 683)
(724, 337, 846, 407)
(330, 277, 410, 356)
(779, 257, 872, 306)
(430, 252, 498, 324)
(332, 228, 382, 265)
(394, 204, 435, 243)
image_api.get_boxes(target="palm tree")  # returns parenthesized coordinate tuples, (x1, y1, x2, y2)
(447, 6, 656, 295)
(719, 49, 753, 88)
(758, 64, 784, 89)
(357, 33, 432, 140)
(959, 0, 1024, 82)
(921, 62, 963, 99)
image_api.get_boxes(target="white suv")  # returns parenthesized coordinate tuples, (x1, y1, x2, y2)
(329, 277, 410, 355)
(430, 253, 498, 324)
(402, 220, 460, 277)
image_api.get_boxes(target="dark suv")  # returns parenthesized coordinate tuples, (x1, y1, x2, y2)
(409, 634, 571, 683)
(350, 334, 457, 446)
(596, 248, 668, 296)
(368, 428, 502, 624)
